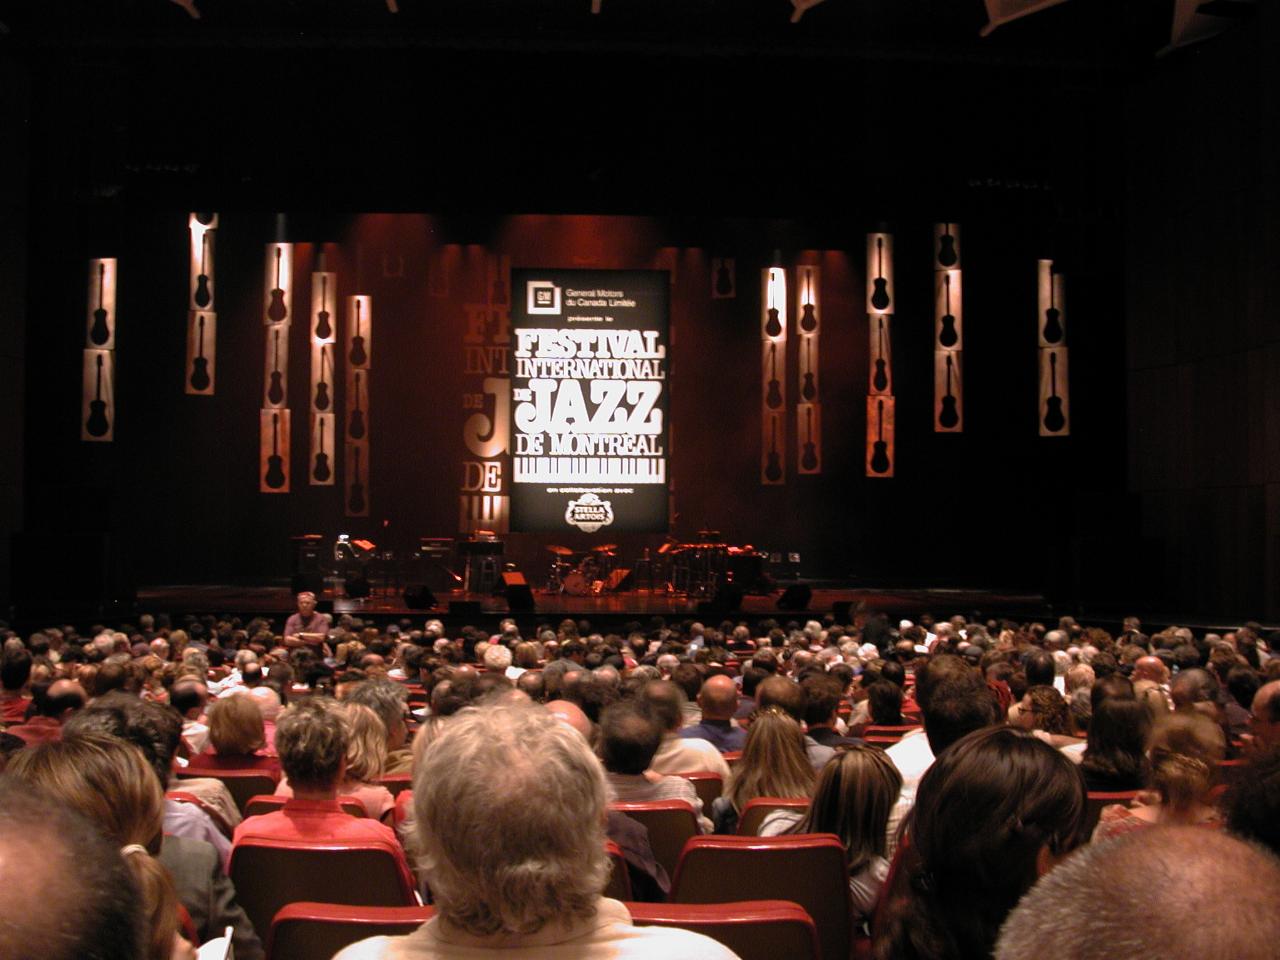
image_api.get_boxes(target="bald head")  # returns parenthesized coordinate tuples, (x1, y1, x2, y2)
(1133, 656, 1169, 684)
(1251, 681, 1280, 748)
(546, 699, 592, 741)
(697, 674, 738, 721)
(996, 827, 1280, 960)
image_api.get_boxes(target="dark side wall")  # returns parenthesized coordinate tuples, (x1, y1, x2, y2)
(13, 38, 1129, 604)
(1124, 7, 1280, 621)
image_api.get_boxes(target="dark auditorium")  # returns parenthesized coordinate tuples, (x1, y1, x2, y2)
(1, 1, 1279, 958)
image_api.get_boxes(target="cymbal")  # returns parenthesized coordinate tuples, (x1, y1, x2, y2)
(546, 545, 573, 556)
(592, 543, 618, 552)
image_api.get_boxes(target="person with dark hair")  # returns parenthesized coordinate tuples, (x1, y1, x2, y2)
(1224, 744, 1280, 855)
(641, 680, 730, 779)
(64, 691, 240, 862)
(0, 773, 148, 960)
(733, 666, 768, 722)
(876, 727, 1086, 960)
(4, 677, 85, 745)
(884, 669, 1003, 851)
(598, 700, 711, 832)
(866, 680, 906, 727)
(1080, 696, 1151, 792)
(803, 673, 861, 749)
(170, 679, 211, 754)
(996, 827, 1280, 960)
(0, 647, 33, 723)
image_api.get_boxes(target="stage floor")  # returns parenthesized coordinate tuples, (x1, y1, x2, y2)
(136, 580, 1052, 627)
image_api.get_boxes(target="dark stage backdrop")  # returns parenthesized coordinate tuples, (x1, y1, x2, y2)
(23, 210, 1126, 597)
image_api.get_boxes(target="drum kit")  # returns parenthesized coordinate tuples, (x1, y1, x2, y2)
(545, 543, 618, 596)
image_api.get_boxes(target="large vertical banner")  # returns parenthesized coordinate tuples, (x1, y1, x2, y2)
(510, 269, 669, 534)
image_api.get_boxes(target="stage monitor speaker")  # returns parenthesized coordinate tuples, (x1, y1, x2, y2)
(345, 575, 371, 599)
(832, 601, 853, 623)
(607, 567, 633, 592)
(502, 572, 536, 613)
(777, 584, 812, 611)
(291, 573, 325, 597)
(403, 586, 437, 610)
(449, 600, 483, 618)
(697, 583, 743, 616)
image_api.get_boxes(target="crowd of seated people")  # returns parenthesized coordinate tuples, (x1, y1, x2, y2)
(2, 606, 1280, 958)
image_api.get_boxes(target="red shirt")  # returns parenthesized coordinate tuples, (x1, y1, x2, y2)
(231, 797, 414, 892)
(5, 715, 62, 746)
(0, 692, 31, 725)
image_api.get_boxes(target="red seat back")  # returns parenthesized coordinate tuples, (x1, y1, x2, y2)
(737, 797, 809, 836)
(603, 839, 632, 901)
(230, 840, 418, 941)
(376, 773, 414, 798)
(242, 794, 366, 820)
(675, 771, 724, 810)
(177, 769, 279, 815)
(609, 800, 700, 882)
(267, 902, 434, 960)
(629, 899, 820, 960)
(671, 834, 852, 960)
(1084, 790, 1141, 838)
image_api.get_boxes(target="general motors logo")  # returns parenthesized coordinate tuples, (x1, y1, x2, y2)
(564, 493, 614, 533)
(527, 280, 561, 315)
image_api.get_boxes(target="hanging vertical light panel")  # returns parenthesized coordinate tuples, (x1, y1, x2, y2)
(260, 242, 293, 493)
(345, 294, 372, 516)
(866, 233, 894, 477)
(761, 266, 787, 486)
(1037, 259, 1070, 436)
(795, 263, 821, 475)
(82, 257, 117, 442)
(186, 214, 217, 396)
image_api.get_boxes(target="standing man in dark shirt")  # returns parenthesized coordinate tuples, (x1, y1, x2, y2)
(283, 592, 331, 648)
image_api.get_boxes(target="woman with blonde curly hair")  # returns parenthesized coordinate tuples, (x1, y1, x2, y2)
(1093, 710, 1226, 841)
(711, 707, 815, 833)
(8, 734, 196, 960)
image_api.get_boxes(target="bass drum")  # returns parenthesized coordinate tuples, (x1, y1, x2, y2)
(562, 572, 589, 596)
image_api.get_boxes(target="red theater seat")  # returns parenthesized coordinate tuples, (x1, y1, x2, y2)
(736, 796, 809, 836)
(609, 800, 700, 883)
(176, 769, 279, 816)
(628, 899, 820, 960)
(604, 839, 632, 901)
(230, 840, 419, 941)
(670, 834, 852, 960)
(267, 902, 435, 960)
(675, 771, 724, 810)
(376, 773, 413, 797)
(242, 794, 366, 819)
(1084, 790, 1141, 837)
(862, 724, 921, 745)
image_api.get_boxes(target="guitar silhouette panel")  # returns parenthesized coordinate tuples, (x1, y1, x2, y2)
(869, 236, 891, 312)
(189, 313, 211, 393)
(84, 352, 111, 440)
(936, 222, 959, 269)
(867, 397, 892, 476)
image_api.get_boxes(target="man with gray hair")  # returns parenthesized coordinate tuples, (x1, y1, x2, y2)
(995, 827, 1280, 960)
(333, 702, 739, 959)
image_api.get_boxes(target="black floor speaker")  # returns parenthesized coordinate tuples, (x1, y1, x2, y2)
(777, 584, 813, 611)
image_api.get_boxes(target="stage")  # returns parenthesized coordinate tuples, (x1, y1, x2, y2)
(135, 579, 1054, 631)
